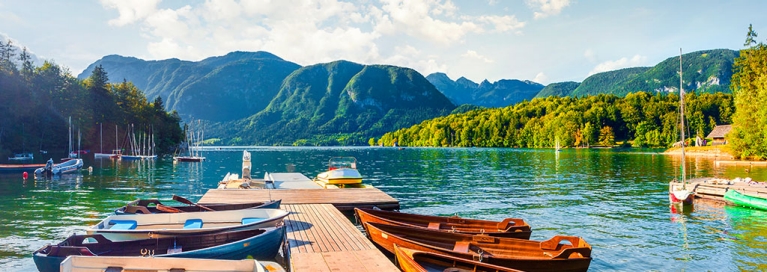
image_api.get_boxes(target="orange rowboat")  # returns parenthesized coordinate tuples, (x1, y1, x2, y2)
(366, 222, 591, 272)
(394, 244, 524, 272)
(355, 208, 531, 239)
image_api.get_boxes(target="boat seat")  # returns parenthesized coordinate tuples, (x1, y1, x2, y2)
(109, 220, 137, 230)
(183, 219, 203, 229)
(452, 241, 470, 253)
(427, 222, 441, 230)
(242, 217, 266, 225)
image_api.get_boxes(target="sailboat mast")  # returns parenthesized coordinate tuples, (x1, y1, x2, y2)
(68, 116, 72, 156)
(100, 123, 103, 154)
(679, 48, 686, 184)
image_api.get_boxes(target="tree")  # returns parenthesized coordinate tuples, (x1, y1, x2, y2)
(598, 126, 615, 147)
(730, 24, 767, 159)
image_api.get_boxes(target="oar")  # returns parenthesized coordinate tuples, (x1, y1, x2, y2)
(173, 195, 215, 211)
(156, 203, 184, 213)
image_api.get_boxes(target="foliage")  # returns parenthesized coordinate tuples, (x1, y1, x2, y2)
(0, 38, 183, 157)
(379, 92, 733, 148)
(729, 24, 767, 159)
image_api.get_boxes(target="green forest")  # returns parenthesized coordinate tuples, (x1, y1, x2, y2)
(0, 39, 183, 159)
(377, 91, 733, 148)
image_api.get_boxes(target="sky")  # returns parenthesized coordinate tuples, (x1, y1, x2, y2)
(1, 0, 766, 85)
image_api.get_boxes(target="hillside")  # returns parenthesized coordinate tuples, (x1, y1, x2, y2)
(426, 73, 544, 107)
(535, 81, 580, 98)
(560, 49, 737, 97)
(209, 61, 455, 145)
(78, 51, 301, 121)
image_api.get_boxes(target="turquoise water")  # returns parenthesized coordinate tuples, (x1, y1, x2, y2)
(1, 147, 767, 271)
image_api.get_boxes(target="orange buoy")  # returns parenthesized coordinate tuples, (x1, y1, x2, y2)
(23, 172, 28, 179)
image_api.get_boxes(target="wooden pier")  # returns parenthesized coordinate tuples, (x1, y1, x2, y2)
(198, 179, 400, 272)
(674, 177, 767, 200)
(199, 187, 400, 211)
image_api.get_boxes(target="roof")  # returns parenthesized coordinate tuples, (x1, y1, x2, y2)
(706, 125, 732, 138)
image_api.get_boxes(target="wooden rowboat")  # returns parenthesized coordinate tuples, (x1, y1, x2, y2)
(394, 244, 523, 272)
(115, 199, 281, 214)
(365, 222, 592, 272)
(59, 256, 285, 272)
(355, 208, 531, 239)
(88, 208, 289, 241)
(34, 227, 284, 272)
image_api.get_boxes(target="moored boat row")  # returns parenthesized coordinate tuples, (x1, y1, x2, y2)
(34, 193, 289, 272)
(355, 208, 593, 272)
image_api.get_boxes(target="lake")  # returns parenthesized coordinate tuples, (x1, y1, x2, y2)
(1, 147, 767, 271)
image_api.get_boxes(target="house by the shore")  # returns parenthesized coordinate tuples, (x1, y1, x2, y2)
(707, 125, 732, 146)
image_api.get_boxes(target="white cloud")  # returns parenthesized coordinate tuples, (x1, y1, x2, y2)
(527, 0, 571, 19)
(588, 55, 647, 76)
(533, 72, 548, 84)
(100, 0, 160, 26)
(99, 0, 523, 77)
(461, 50, 494, 63)
(477, 15, 526, 33)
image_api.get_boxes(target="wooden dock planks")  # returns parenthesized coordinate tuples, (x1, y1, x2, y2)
(283, 204, 399, 272)
(198, 188, 400, 211)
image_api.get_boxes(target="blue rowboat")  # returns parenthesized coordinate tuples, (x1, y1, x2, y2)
(88, 208, 289, 241)
(33, 226, 285, 272)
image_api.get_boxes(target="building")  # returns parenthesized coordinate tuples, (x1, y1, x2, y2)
(706, 125, 732, 146)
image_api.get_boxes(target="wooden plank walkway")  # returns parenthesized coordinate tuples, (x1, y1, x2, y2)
(198, 188, 400, 211)
(674, 177, 767, 200)
(283, 204, 399, 272)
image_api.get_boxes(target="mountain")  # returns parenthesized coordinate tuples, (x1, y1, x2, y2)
(535, 81, 580, 98)
(78, 51, 301, 121)
(209, 61, 455, 145)
(542, 49, 738, 98)
(426, 73, 544, 107)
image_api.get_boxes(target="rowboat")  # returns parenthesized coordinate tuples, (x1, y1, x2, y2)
(724, 189, 767, 211)
(355, 208, 531, 239)
(8, 152, 33, 161)
(59, 256, 285, 272)
(115, 198, 281, 214)
(88, 208, 289, 241)
(34, 158, 83, 178)
(34, 227, 284, 272)
(394, 244, 523, 272)
(365, 222, 592, 272)
(313, 157, 363, 187)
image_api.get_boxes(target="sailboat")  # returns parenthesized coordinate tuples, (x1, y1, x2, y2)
(94, 123, 111, 158)
(8, 124, 33, 161)
(669, 48, 694, 205)
(174, 120, 206, 162)
(555, 136, 561, 152)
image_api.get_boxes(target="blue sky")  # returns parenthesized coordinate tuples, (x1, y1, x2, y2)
(1, 0, 765, 84)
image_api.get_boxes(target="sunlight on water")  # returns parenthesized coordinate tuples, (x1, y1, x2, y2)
(2, 147, 767, 271)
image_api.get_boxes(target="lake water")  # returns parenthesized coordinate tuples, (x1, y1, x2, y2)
(1, 147, 767, 271)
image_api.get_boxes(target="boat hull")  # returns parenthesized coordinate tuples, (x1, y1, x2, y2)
(33, 227, 284, 272)
(668, 182, 694, 205)
(315, 168, 362, 185)
(174, 156, 206, 162)
(88, 208, 289, 241)
(59, 256, 283, 272)
(0, 164, 45, 173)
(355, 208, 531, 239)
(365, 222, 592, 272)
(724, 189, 767, 211)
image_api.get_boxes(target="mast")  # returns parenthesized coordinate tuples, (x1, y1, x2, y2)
(679, 48, 686, 185)
(115, 124, 118, 154)
(68, 116, 72, 156)
(77, 128, 81, 159)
